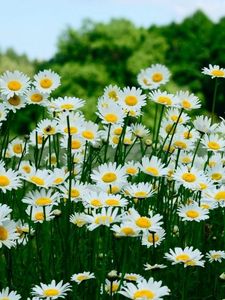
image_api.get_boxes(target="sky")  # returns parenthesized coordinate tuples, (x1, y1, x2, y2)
(1, 0, 225, 60)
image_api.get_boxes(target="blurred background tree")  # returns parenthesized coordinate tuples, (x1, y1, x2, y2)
(1, 10, 225, 132)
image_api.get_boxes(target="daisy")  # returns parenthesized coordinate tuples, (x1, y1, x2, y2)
(206, 165, 225, 183)
(103, 84, 121, 101)
(124, 161, 140, 176)
(118, 87, 146, 113)
(150, 90, 177, 107)
(82, 190, 104, 208)
(126, 208, 163, 232)
(52, 96, 85, 112)
(8, 138, 26, 158)
(71, 272, 95, 284)
(34, 70, 60, 94)
(201, 133, 225, 152)
(193, 115, 213, 134)
(140, 155, 168, 177)
(85, 207, 121, 231)
(165, 108, 190, 124)
(147, 64, 171, 86)
(26, 88, 49, 106)
(165, 246, 205, 267)
(16, 220, 34, 245)
(26, 206, 55, 223)
(69, 213, 87, 227)
(3, 94, 27, 112)
(31, 280, 71, 299)
(103, 194, 128, 207)
(0, 165, 21, 193)
(172, 131, 195, 150)
(104, 279, 120, 295)
(141, 228, 166, 248)
(97, 100, 125, 125)
(206, 250, 225, 263)
(22, 189, 60, 207)
(0, 287, 21, 300)
(0, 70, 30, 99)
(123, 273, 144, 282)
(37, 119, 60, 136)
(80, 121, 100, 144)
(176, 90, 201, 110)
(60, 136, 85, 153)
(50, 168, 68, 186)
(137, 68, 158, 90)
(58, 181, 86, 202)
(125, 182, 154, 199)
(0, 220, 18, 248)
(131, 123, 150, 138)
(91, 162, 127, 186)
(111, 222, 140, 237)
(204, 186, 225, 207)
(173, 166, 203, 190)
(58, 117, 84, 136)
(202, 64, 225, 78)
(177, 202, 209, 222)
(24, 169, 52, 188)
(119, 277, 170, 300)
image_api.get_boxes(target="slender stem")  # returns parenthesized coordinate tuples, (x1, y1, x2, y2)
(212, 78, 218, 123)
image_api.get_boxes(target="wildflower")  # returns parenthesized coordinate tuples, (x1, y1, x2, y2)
(0, 165, 21, 193)
(104, 279, 120, 295)
(125, 182, 154, 199)
(26, 206, 55, 223)
(143, 263, 167, 270)
(71, 272, 95, 284)
(111, 222, 140, 237)
(202, 64, 225, 78)
(97, 100, 125, 125)
(177, 202, 209, 222)
(34, 70, 60, 94)
(51, 96, 85, 112)
(141, 228, 166, 248)
(24, 169, 53, 188)
(176, 91, 201, 110)
(103, 84, 121, 101)
(193, 115, 214, 134)
(31, 280, 71, 299)
(173, 166, 204, 190)
(206, 250, 225, 263)
(22, 189, 60, 207)
(26, 87, 49, 105)
(141, 156, 168, 177)
(118, 87, 146, 113)
(69, 213, 87, 227)
(201, 133, 225, 152)
(150, 90, 177, 107)
(0, 287, 21, 300)
(0, 220, 18, 248)
(119, 277, 170, 299)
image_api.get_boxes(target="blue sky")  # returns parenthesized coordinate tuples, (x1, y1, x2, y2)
(1, 0, 225, 60)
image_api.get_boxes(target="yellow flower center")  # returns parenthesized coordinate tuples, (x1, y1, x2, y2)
(211, 69, 225, 77)
(7, 80, 22, 91)
(199, 182, 207, 190)
(176, 253, 190, 261)
(211, 254, 221, 259)
(181, 100, 191, 109)
(134, 191, 148, 198)
(147, 233, 159, 243)
(215, 191, 225, 201)
(71, 189, 80, 198)
(135, 217, 151, 228)
(126, 167, 137, 175)
(44, 126, 55, 135)
(90, 199, 102, 207)
(207, 141, 220, 150)
(105, 198, 120, 206)
(134, 289, 155, 299)
(22, 165, 31, 173)
(40, 78, 53, 89)
(182, 173, 196, 183)
(8, 95, 21, 106)
(121, 227, 135, 236)
(30, 176, 45, 186)
(53, 177, 64, 184)
(171, 115, 183, 123)
(102, 172, 117, 183)
(104, 113, 118, 123)
(108, 90, 118, 101)
(211, 173, 222, 180)
(112, 136, 119, 144)
(182, 157, 191, 164)
(64, 127, 78, 134)
(165, 124, 175, 135)
(114, 127, 122, 135)
(0, 175, 10, 187)
(95, 216, 113, 224)
(183, 131, 192, 139)
(34, 212, 44, 221)
(82, 130, 94, 140)
(125, 95, 138, 106)
(185, 260, 196, 266)
(186, 210, 199, 218)
(208, 161, 216, 168)
(108, 185, 120, 194)
(201, 204, 210, 209)
(145, 167, 159, 176)
(71, 140, 81, 149)
(61, 104, 74, 110)
(152, 72, 163, 83)
(43, 288, 60, 297)
(76, 275, 89, 281)
(35, 197, 52, 206)
(38, 135, 44, 144)
(157, 96, 172, 105)
(0, 226, 8, 240)
(174, 141, 187, 149)
(30, 93, 43, 103)
(13, 143, 23, 154)
(125, 275, 138, 281)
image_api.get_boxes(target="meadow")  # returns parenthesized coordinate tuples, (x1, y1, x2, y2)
(0, 64, 224, 299)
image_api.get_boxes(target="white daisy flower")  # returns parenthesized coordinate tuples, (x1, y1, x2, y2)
(26, 206, 55, 223)
(0, 103, 9, 122)
(69, 213, 88, 227)
(0, 165, 21, 193)
(51, 96, 85, 112)
(131, 123, 150, 138)
(142, 228, 166, 248)
(103, 84, 121, 101)
(37, 119, 60, 136)
(140, 155, 168, 177)
(176, 90, 201, 110)
(22, 189, 60, 207)
(0, 70, 30, 99)
(71, 272, 95, 284)
(31, 280, 71, 299)
(118, 87, 146, 113)
(0, 204, 12, 225)
(0, 220, 18, 248)
(58, 181, 86, 202)
(206, 250, 225, 263)
(26, 88, 49, 106)
(0, 287, 21, 300)
(34, 70, 61, 94)
(202, 64, 225, 78)
(177, 202, 209, 222)
(111, 222, 140, 237)
(173, 166, 204, 190)
(124, 161, 140, 176)
(150, 90, 177, 107)
(97, 100, 125, 125)
(125, 182, 154, 199)
(201, 133, 225, 152)
(3, 94, 27, 112)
